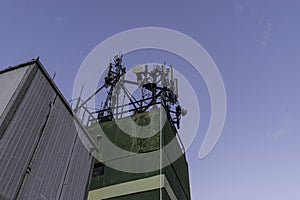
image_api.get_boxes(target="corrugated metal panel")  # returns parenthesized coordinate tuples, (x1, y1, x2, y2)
(17, 96, 77, 199)
(0, 65, 28, 117)
(59, 130, 94, 200)
(0, 65, 57, 199)
(17, 97, 94, 200)
(0, 64, 36, 138)
(0, 61, 95, 200)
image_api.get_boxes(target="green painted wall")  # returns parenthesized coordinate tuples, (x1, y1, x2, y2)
(87, 109, 191, 200)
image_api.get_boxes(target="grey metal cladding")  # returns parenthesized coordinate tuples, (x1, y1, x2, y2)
(17, 96, 76, 199)
(0, 65, 57, 199)
(59, 132, 94, 200)
(0, 64, 29, 118)
(0, 64, 36, 139)
(17, 97, 94, 200)
(0, 61, 94, 200)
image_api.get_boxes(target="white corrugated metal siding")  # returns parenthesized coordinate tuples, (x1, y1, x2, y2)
(0, 61, 94, 200)
(0, 64, 31, 118)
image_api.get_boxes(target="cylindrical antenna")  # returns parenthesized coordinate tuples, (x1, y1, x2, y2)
(174, 78, 179, 97)
(169, 65, 174, 81)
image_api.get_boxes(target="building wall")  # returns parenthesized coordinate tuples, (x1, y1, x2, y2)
(0, 60, 95, 200)
(88, 110, 191, 200)
(0, 64, 31, 120)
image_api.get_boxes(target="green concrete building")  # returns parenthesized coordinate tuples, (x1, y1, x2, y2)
(87, 109, 191, 200)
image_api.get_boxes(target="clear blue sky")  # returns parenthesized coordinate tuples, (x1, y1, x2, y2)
(1, 1, 300, 199)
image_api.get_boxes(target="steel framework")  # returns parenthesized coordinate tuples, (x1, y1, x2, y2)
(74, 54, 187, 130)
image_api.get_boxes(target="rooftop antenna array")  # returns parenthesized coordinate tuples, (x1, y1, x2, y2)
(74, 54, 187, 131)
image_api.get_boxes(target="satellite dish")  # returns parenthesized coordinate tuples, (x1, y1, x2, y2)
(131, 65, 145, 74)
(181, 108, 188, 116)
